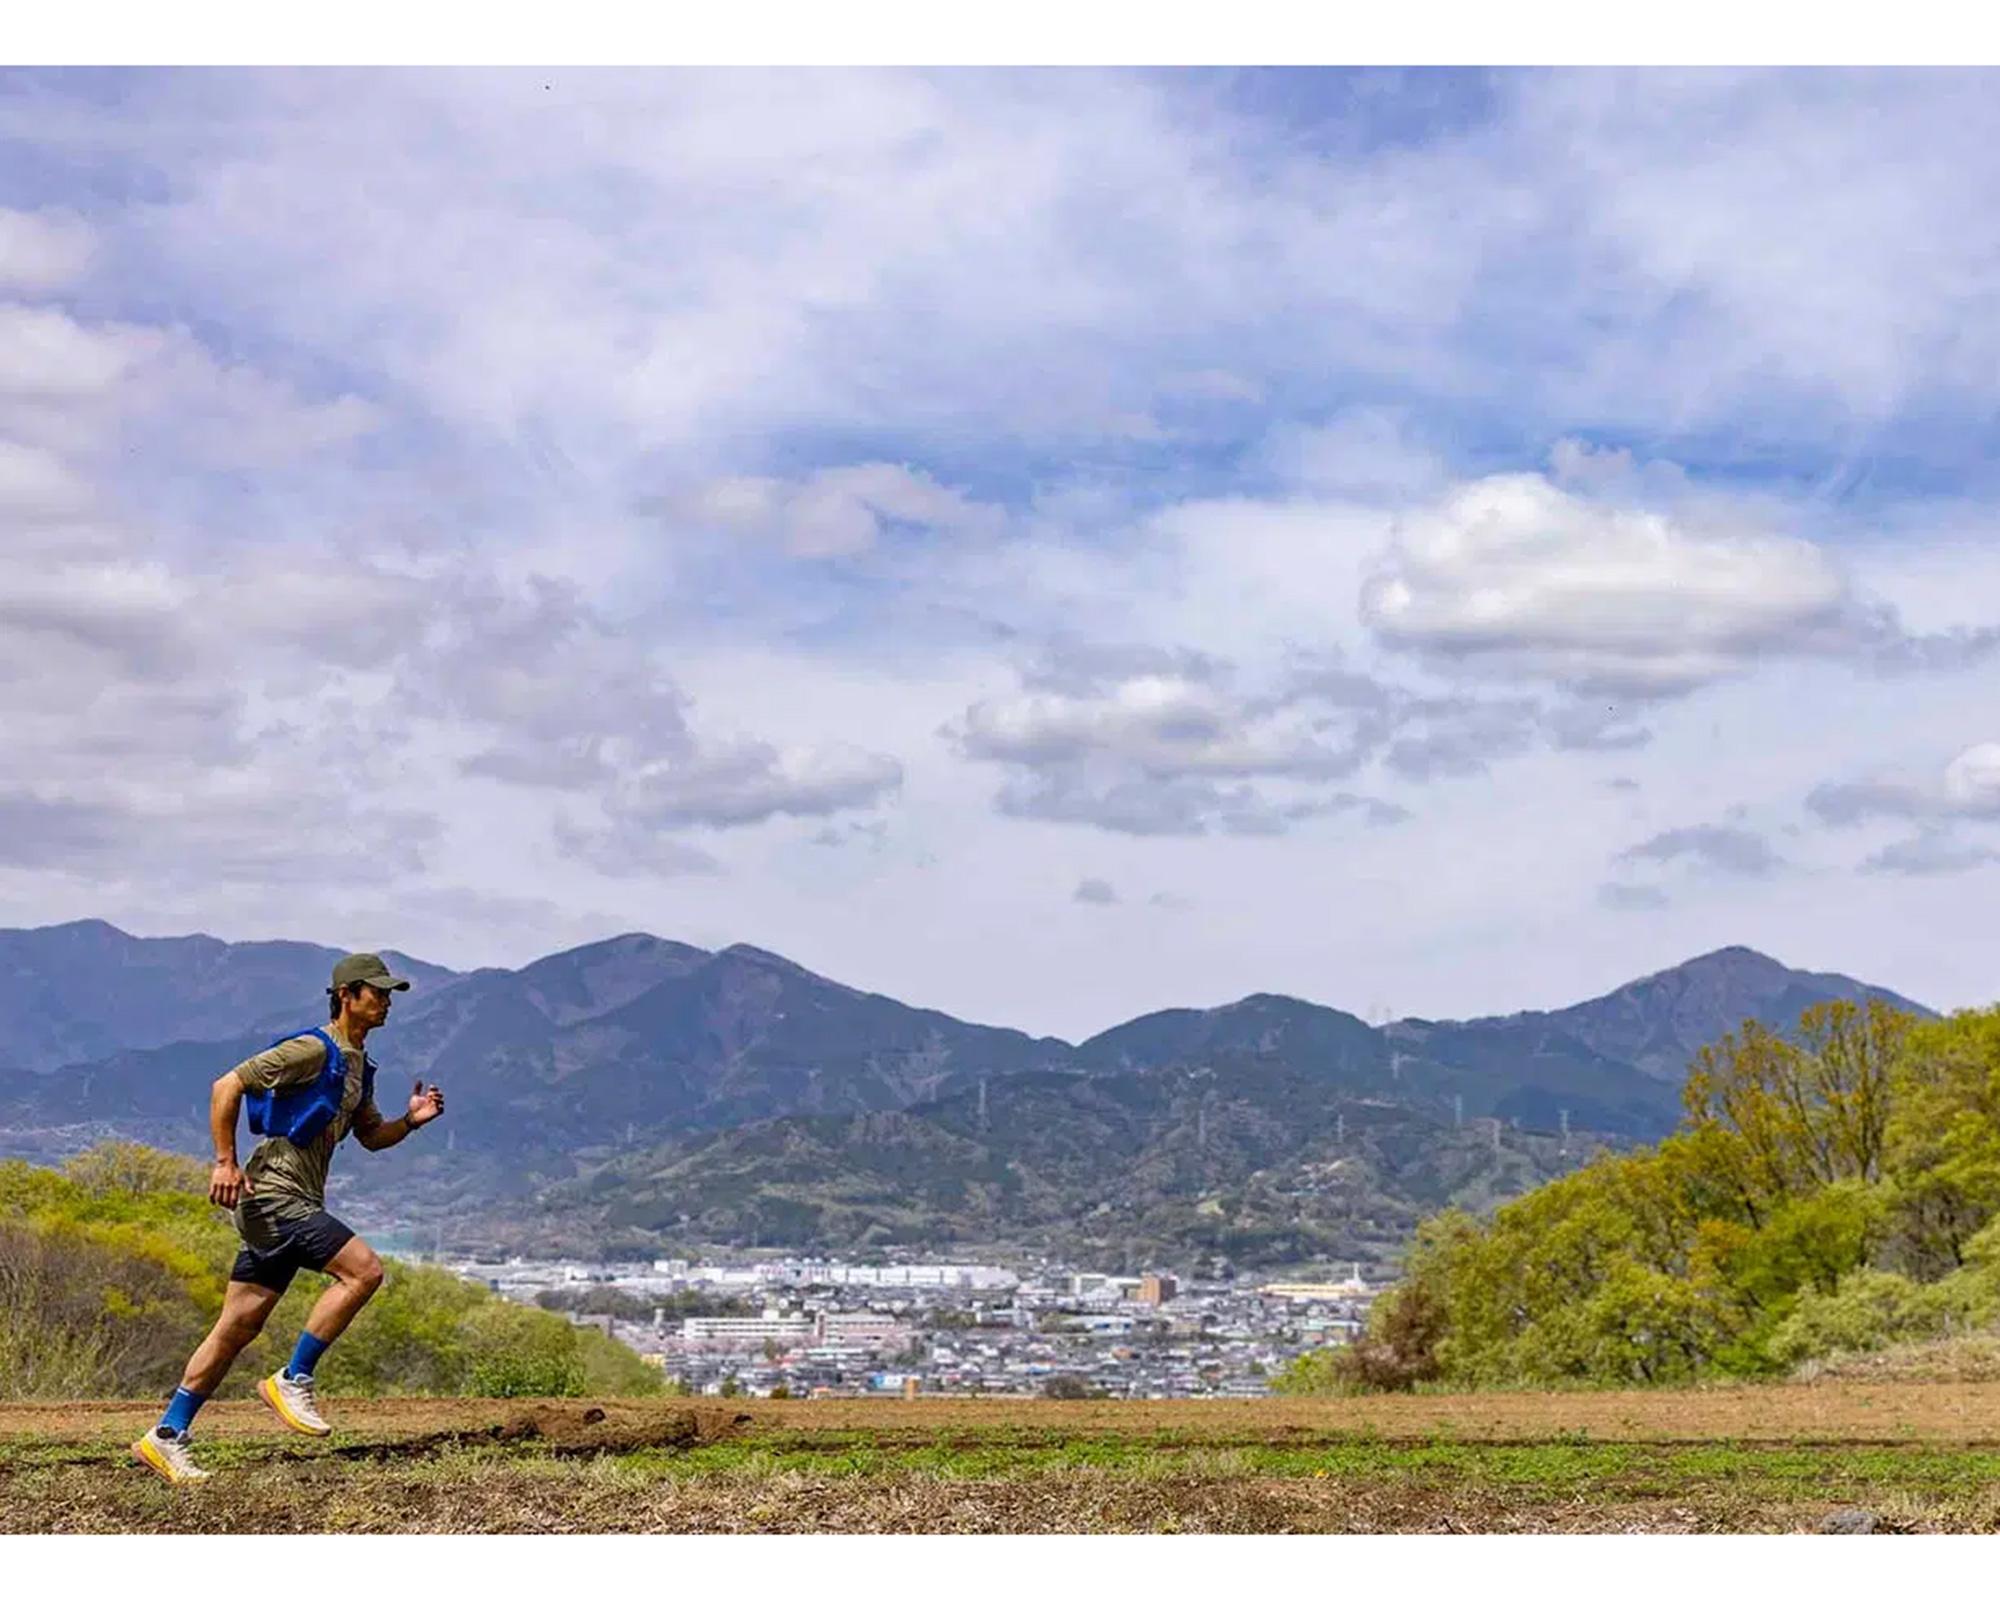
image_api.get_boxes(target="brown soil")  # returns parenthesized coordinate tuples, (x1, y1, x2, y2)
(321, 1402, 711, 1461)
(716, 1384, 2000, 1443)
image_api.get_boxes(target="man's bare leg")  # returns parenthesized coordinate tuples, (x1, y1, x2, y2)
(303, 1235, 386, 1341)
(257, 1236, 384, 1437)
(181, 1279, 284, 1394)
(133, 1280, 282, 1481)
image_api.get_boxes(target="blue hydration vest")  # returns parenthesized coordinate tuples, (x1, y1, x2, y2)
(243, 1028, 375, 1147)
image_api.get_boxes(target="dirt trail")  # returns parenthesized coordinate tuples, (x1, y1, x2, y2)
(714, 1385, 2000, 1443)
(8, 1383, 2000, 1447)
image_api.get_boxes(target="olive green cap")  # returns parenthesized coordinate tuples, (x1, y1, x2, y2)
(328, 951, 412, 994)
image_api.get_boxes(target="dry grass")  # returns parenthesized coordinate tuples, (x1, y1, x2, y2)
(1792, 1333, 2000, 1386)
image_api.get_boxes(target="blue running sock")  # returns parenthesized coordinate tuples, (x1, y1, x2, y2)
(157, 1386, 208, 1437)
(285, 1331, 331, 1381)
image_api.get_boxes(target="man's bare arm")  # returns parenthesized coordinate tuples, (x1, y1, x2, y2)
(208, 1074, 251, 1208)
(353, 1099, 406, 1151)
(356, 1080, 444, 1151)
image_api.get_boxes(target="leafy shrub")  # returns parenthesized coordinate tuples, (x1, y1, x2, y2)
(0, 1147, 660, 1400)
(1766, 1269, 1936, 1365)
(0, 1218, 210, 1398)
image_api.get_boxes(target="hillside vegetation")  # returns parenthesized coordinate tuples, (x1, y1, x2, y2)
(529, 1057, 1612, 1270)
(1282, 1000, 2000, 1392)
(0, 1143, 660, 1401)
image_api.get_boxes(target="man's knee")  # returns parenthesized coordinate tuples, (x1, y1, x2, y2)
(216, 1318, 260, 1352)
(335, 1243, 385, 1297)
(217, 1301, 272, 1348)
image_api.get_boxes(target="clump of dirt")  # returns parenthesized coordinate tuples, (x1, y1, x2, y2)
(498, 1403, 705, 1453)
(329, 1403, 719, 1461)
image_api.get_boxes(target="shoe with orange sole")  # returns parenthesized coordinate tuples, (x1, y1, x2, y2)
(258, 1368, 332, 1436)
(132, 1428, 211, 1483)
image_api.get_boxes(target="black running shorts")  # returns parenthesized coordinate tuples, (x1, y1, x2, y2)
(228, 1207, 356, 1293)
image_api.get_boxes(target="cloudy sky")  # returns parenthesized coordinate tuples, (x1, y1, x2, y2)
(3, 66, 1998, 1038)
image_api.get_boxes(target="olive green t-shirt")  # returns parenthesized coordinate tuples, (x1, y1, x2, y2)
(232, 1029, 377, 1242)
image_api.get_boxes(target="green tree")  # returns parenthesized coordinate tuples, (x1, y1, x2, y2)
(1681, 1001, 1911, 1212)
(1882, 1008, 2000, 1276)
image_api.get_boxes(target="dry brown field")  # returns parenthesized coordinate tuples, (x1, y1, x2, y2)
(6, 1385, 2000, 1533)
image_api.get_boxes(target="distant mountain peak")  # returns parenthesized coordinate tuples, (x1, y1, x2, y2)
(1687, 942, 1774, 962)
(1605, 944, 1925, 1007)
(19, 917, 134, 941)
(516, 930, 707, 971)
(567, 930, 703, 959)
(718, 942, 812, 974)
(1537, 944, 1932, 1081)
(1217, 992, 1361, 1022)
(1653, 944, 1783, 976)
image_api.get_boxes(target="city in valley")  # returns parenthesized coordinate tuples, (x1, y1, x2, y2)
(439, 1252, 1381, 1399)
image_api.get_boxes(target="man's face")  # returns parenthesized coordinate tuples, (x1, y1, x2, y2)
(351, 983, 393, 1027)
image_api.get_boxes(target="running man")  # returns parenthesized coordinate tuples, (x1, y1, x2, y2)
(133, 952, 445, 1484)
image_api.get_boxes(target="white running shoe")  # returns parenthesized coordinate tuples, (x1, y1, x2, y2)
(258, 1368, 332, 1436)
(133, 1427, 211, 1483)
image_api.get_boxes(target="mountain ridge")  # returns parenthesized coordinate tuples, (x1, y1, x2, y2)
(0, 918, 1947, 1265)
(0, 919, 1943, 1077)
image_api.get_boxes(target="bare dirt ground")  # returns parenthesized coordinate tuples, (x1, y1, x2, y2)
(6, 1386, 2000, 1533)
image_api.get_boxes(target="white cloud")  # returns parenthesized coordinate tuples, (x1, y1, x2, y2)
(1862, 830, 2000, 878)
(0, 208, 94, 292)
(1808, 741, 2000, 826)
(685, 462, 1003, 558)
(609, 740, 904, 831)
(0, 303, 155, 402)
(0, 438, 94, 520)
(1943, 744, 2000, 813)
(944, 631, 1675, 833)
(945, 647, 1403, 835)
(1362, 472, 1853, 695)
(1618, 823, 1785, 879)
(953, 664, 1366, 782)
(0, 560, 194, 670)
(407, 574, 693, 788)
